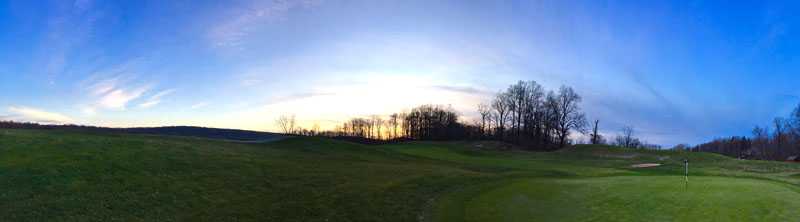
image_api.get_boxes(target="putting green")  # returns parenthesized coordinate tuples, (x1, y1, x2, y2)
(438, 176, 800, 222)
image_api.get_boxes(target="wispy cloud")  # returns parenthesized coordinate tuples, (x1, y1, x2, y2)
(83, 75, 153, 111)
(210, 0, 322, 49)
(432, 85, 492, 96)
(39, 0, 103, 84)
(190, 102, 210, 109)
(96, 85, 150, 110)
(138, 89, 176, 108)
(267, 92, 335, 105)
(7, 106, 74, 124)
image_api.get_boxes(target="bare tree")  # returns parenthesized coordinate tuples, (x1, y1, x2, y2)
(365, 117, 374, 139)
(402, 105, 462, 140)
(477, 103, 491, 137)
(399, 112, 408, 138)
(504, 81, 545, 143)
(311, 123, 320, 136)
(615, 126, 637, 148)
(388, 113, 399, 139)
(492, 92, 511, 139)
(371, 115, 383, 140)
(276, 114, 296, 134)
(543, 91, 559, 146)
(508, 81, 527, 141)
(590, 119, 603, 145)
(774, 117, 789, 158)
(554, 86, 587, 148)
(752, 126, 769, 159)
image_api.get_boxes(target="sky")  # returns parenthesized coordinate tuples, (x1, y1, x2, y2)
(2, 0, 800, 146)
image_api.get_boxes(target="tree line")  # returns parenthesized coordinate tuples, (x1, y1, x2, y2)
(333, 105, 476, 141)
(279, 80, 599, 150)
(328, 80, 591, 150)
(691, 103, 800, 160)
(276, 80, 666, 151)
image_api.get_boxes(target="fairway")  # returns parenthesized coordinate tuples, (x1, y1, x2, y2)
(442, 176, 800, 222)
(4, 129, 800, 221)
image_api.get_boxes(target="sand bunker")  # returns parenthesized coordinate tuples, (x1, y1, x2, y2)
(631, 163, 662, 168)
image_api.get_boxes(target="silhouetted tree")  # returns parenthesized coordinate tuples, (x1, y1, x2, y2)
(590, 120, 604, 145)
(311, 123, 320, 136)
(276, 115, 296, 134)
(492, 92, 511, 140)
(371, 115, 383, 139)
(615, 126, 638, 148)
(388, 113, 399, 139)
(403, 105, 464, 140)
(477, 103, 491, 137)
(554, 86, 588, 148)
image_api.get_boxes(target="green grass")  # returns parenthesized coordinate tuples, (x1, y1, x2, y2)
(442, 176, 800, 222)
(3, 129, 800, 221)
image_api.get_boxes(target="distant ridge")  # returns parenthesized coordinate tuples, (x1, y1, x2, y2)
(0, 121, 286, 142)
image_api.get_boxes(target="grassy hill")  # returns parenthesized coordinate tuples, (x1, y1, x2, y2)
(2, 129, 800, 221)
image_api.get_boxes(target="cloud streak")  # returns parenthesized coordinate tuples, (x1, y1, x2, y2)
(267, 92, 335, 106)
(97, 85, 150, 110)
(432, 85, 492, 96)
(83, 75, 154, 112)
(191, 102, 210, 109)
(139, 89, 176, 108)
(210, 0, 322, 49)
(40, 0, 103, 84)
(7, 106, 74, 124)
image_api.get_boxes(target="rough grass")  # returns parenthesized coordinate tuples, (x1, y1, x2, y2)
(3, 129, 800, 221)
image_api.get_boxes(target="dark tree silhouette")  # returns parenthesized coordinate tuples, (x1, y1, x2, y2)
(276, 115, 296, 134)
(554, 86, 587, 148)
(590, 120, 603, 145)
(492, 92, 511, 140)
(477, 103, 491, 138)
(615, 126, 637, 148)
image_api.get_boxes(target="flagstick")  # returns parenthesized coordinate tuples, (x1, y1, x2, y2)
(684, 159, 689, 184)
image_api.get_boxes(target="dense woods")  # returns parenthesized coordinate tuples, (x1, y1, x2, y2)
(692, 104, 800, 160)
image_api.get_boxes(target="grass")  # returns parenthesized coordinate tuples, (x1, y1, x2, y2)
(3, 129, 800, 221)
(443, 176, 800, 222)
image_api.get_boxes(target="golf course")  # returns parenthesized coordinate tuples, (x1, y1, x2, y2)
(2, 129, 800, 221)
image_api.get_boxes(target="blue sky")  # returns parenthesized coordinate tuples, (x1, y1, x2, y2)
(1, 0, 800, 146)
